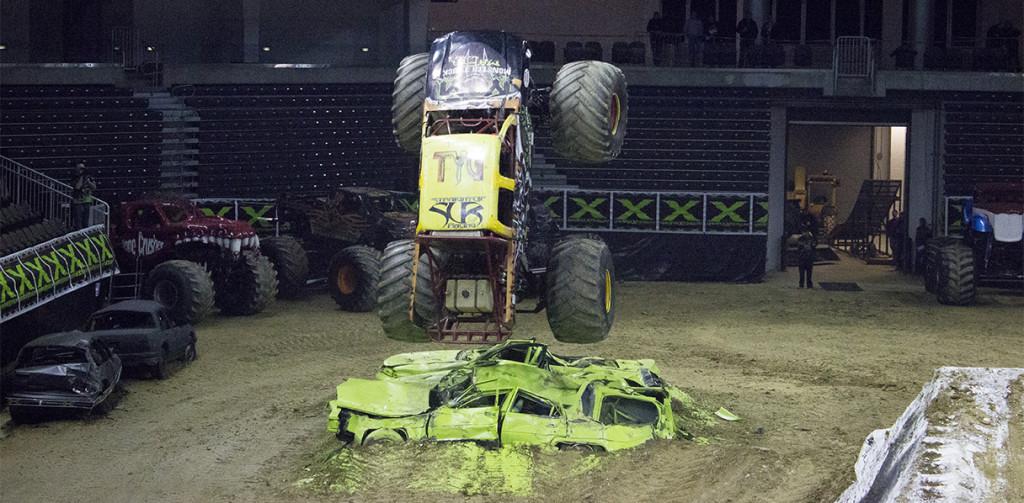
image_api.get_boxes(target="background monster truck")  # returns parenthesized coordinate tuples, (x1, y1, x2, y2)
(110, 197, 278, 324)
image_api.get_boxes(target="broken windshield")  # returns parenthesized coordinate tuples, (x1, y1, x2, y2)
(161, 204, 190, 223)
(431, 368, 474, 406)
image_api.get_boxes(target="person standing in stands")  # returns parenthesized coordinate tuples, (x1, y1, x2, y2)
(797, 224, 817, 289)
(71, 163, 96, 228)
(685, 12, 705, 67)
(736, 11, 758, 67)
(647, 12, 667, 66)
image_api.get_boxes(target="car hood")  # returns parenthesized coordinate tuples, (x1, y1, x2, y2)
(332, 378, 432, 417)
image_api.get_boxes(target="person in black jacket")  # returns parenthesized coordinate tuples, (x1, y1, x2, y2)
(797, 228, 817, 288)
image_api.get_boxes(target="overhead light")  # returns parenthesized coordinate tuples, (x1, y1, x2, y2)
(0, 44, 7, 50)
(262, 46, 271, 52)
(146, 46, 155, 52)
(361, 47, 370, 52)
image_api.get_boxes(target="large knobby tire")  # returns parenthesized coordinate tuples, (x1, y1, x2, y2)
(924, 237, 959, 293)
(377, 240, 437, 342)
(329, 245, 381, 312)
(215, 251, 278, 316)
(392, 53, 429, 153)
(145, 260, 215, 325)
(545, 238, 615, 343)
(937, 244, 976, 306)
(550, 61, 628, 163)
(261, 236, 310, 299)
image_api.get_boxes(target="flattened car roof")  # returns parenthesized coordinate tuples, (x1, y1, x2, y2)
(92, 299, 163, 315)
(23, 330, 98, 350)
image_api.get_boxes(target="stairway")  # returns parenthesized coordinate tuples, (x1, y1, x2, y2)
(531, 152, 574, 190)
(135, 90, 200, 195)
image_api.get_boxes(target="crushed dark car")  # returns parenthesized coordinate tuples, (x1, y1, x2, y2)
(84, 300, 197, 379)
(6, 332, 122, 423)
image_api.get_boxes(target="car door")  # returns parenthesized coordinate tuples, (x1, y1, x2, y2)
(427, 391, 504, 442)
(155, 309, 183, 358)
(592, 394, 661, 451)
(499, 389, 567, 447)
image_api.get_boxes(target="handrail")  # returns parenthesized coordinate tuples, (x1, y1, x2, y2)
(1, 155, 110, 231)
(833, 36, 875, 92)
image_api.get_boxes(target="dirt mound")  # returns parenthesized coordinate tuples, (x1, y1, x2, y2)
(838, 367, 1024, 503)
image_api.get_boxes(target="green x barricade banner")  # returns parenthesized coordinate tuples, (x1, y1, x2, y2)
(565, 192, 612, 229)
(613, 194, 658, 230)
(193, 199, 278, 231)
(752, 195, 769, 233)
(1, 225, 118, 322)
(706, 194, 751, 233)
(540, 192, 564, 220)
(658, 194, 704, 231)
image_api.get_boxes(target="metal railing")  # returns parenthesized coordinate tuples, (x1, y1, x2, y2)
(1, 155, 110, 231)
(834, 36, 874, 83)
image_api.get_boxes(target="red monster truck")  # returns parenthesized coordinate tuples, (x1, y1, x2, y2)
(110, 198, 278, 324)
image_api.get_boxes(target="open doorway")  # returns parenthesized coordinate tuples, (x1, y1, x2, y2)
(785, 123, 909, 267)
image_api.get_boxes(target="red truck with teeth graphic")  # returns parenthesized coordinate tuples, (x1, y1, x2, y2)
(110, 198, 279, 324)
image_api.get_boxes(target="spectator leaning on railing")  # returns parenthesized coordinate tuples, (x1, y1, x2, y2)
(71, 163, 96, 228)
(685, 12, 705, 67)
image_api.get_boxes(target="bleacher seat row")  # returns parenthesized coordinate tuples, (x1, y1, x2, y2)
(0, 85, 163, 202)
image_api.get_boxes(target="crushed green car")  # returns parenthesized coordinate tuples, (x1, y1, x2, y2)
(327, 341, 683, 451)
(376, 339, 664, 388)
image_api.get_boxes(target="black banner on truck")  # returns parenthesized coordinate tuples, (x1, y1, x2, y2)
(1, 225, 118, 321)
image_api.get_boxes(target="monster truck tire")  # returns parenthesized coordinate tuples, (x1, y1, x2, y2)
(550, 61, 628, 163)
(937, 244, 976, 306)
(261, 236, 310, 299)
(392, 53, 429, 153)
(329, 245, 381, 312)
(144, 260, 215, 325)
(924, 237, 959, 293)
(377, 239, 437, 342)
(214, 251, 278, 316)
(545, 238, 615, 343)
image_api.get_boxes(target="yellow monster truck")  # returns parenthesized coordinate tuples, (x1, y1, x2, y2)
(378, 31, 628, 344)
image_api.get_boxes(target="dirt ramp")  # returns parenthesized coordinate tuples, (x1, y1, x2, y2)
(838, 367, 1024, 503)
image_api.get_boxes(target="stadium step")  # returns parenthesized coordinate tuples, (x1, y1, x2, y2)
(140, 91, 201, 192)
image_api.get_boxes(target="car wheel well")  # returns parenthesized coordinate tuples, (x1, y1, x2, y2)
(362, 428, 408, 443)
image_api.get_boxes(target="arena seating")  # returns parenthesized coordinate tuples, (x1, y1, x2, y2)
(921, 91, 1024, 196)
(0, 199, 70, 257)
(0, 85, 163, 202)
(176, 83, 417, 197)
(534, 87, 821, 193)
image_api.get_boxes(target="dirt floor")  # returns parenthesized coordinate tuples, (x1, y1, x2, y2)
(1, 255, 1022, 502)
